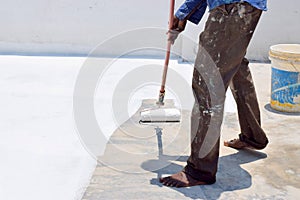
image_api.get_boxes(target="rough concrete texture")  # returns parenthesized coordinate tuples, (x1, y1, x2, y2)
(83, 63, 300, 200)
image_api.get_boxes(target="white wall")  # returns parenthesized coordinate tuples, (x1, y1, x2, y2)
(0, 0, 299, 61)
(181, 0, 300, 62)
(248, 1, 300, 61)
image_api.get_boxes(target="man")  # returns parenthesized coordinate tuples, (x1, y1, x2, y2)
(160, 0, 269, 187)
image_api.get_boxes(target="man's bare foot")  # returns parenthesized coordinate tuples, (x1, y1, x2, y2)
(224, 138, 255, 150)
(159, 171, 209, 188)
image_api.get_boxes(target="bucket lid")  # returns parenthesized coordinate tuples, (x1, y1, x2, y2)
(269, 44, 300, 61)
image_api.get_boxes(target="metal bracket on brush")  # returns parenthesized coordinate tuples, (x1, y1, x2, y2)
(157, 90, 165, 106)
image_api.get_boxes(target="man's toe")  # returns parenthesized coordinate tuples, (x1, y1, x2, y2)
(159, 176, 169, 184)
(175, 180, 187, 188)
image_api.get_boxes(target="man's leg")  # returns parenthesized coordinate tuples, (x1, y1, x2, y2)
(160, 2, 263, 187)
(225, 58, 269, 149)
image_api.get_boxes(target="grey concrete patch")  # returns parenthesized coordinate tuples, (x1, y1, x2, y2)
(83, 63, 300, 200)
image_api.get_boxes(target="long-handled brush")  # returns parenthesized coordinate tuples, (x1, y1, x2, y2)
(140, 0, 181, 123)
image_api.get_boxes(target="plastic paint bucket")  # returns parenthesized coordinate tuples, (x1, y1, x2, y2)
(269, 44, 300, 112)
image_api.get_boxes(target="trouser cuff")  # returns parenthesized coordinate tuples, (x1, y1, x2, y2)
(239, 133, 269, 150)
(183, 165, 216, 184)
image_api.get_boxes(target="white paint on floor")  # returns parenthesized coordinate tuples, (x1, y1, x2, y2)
(0, 56, 96, 200)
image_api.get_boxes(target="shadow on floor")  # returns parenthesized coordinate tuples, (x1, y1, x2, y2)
(264, 103, 300, 116)
(141, 150, 267, 200)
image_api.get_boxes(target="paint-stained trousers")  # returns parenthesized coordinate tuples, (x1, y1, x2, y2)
(183, 2, 269, 183)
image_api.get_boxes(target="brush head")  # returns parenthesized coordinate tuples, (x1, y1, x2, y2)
(140, 108, 181, 123)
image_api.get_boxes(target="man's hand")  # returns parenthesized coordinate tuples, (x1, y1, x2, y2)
(168, 16, 187, 44)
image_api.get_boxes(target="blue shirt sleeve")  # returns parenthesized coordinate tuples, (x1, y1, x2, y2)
(175, 0, 207, 25)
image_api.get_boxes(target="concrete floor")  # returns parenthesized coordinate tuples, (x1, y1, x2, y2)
(83, 63, 300, 200)
(1, 55, 299, 200)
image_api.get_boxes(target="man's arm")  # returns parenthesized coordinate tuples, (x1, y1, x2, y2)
(175, 0, 207, 24)
(168, 0, 207, 44)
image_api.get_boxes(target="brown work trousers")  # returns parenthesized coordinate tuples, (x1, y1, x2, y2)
(183, 2, 269, 184)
